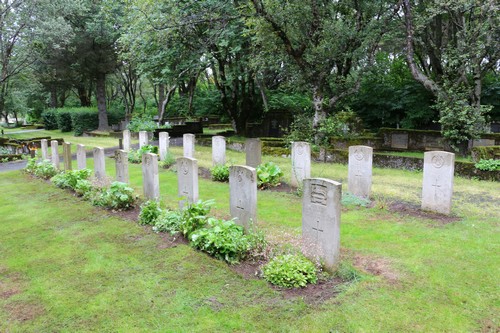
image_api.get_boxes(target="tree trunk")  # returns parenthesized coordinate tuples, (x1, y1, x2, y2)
(312, 85, 327, 161)
(96, 72, 109, 131)
(158, 84, 165, 116)
(50, 85, 58, 108)
(77, 85, 91, 107)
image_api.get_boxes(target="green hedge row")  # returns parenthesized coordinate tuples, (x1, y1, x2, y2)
(41, 108, 124, 136)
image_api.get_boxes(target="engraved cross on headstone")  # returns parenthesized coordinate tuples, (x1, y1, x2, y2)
(237, 199, 244, 210)
(431, 178, 441, 200)
(311, 220, 324, 241)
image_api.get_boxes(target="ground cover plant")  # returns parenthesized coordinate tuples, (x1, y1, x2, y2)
(210, 164, 230, 182)
(128, 144, 158, 163)
(2, 144, 499, 332)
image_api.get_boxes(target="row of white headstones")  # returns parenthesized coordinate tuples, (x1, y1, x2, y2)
(39, 133, 455, 271)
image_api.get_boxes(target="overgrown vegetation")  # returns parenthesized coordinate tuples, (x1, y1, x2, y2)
(256, 162, 283, 189)
(262, 254, 318, 288)
(128, 145, 158, 163)
(210, 164, 230, 182)
(24, 158, 59, 179)
(474, 159, 500, 171)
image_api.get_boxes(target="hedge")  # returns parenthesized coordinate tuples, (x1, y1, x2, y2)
(56, 110, 73, 132)
(41, 109, 58, 130)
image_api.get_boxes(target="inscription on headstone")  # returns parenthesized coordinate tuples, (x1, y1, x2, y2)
(421, 151, 455, 215)
(115, 149, 129, 183)
(229, 165, 257, 231)
(348, 145, 372, 198)
(142, 153, 160, 200)
(302, 178, 342, 271)
(183, 133, 195, 158)
(176, 157, 199, 209)
(76, 144, 86, 170)
(159, 132, 170, 161)
(93, 147, 106, 180)
(245, 139, 262, 168)
(50, 140, 60, 169)
(212, 136, 226, 166)
(139, 131, 149, 148)
(291, 142, 311, 187)
(391, 133, 408, 149)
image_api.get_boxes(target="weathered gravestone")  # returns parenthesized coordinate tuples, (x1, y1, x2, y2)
(212, 136, 226, 166)
(391, 133, 408, 149)
(41, 139, 48, 160)
(348, 145, 373, 198)
(176, 157, 199, 209)
(93, 147, 106, 180)
(115, 149, 129, 183)
(159, 132, 170, 161)
(139, 131, 149, 148)
(291, 142, 311, 188)
(63, 142, 72, 171)
(302, 178, 342, 271)
(421, 151, 455, 215)
(76, 144, 86, 170)
(142, 153, 160, 200)
(229, 165, 257, 231)
(245, 138, 262, 168)
(183, 133, 195, 158)
(123, 129, 131, 151)
(50, 140, 60, 169)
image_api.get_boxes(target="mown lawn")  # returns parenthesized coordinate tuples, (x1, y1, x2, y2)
(1, 143, 499, 332)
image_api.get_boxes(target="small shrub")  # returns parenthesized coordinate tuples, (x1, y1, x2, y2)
(262, 254, 318, 288)
(256, 162, 283, 189)
(70, 108, 99, 136)
(51, 169, 92, 190)
(56, 110, 73, 132)
(24, 158, 59, 179)
(41, 109, 58, 130)
(342, 192, 371, 207)
(128, 145, 158, 163)
(74, 179, 94, 197)
(159, 152, 176, 169)
(210, 164, 230, 182)
(180, 199, 214, 237)
(91, 181, 135, 209)
(153, 209, 183, 235)
(139, 200, 162, 225)
(190, 218, 250, 264)
(475, 159, 500, 171)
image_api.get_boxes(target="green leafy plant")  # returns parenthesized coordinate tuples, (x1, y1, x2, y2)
(91, 182, 136, 210)
(190, 218, 250, 264)
(179, 199, 214, 237)
(139, 200, 162, 225)
(128, 145, 158, 163)
(74, 179, 94, 198)
(342, 192, 371, 207)
(159, 152, 176, 169)
(153, 209, 183, 235)
(23, 158, 59, 179)
(256, 162, 283, 189)
(210, 164, 230, 182)
(262, 254, 318, 288)
(475, 159, 500, 171)
(126, 116, 172, 132)
(51, 169, 92, 190)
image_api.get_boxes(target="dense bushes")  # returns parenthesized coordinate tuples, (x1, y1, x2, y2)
(41, 110, 58, 130)
(71, 109, 99, 136)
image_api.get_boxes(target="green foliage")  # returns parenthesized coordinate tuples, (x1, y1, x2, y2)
(284, 113, 315, 145)
(41, 110, 58, 130)
(474, 159, 500, 172)
(159, 152, 176, 169)
(180, 200, 214, 237)
(262, 254, 318, 288)
(342, 192, 371, 208)
(127, 116, 171, 133)
(210, 164, 230, 182)
(139, 200, 162, 225)
(190, 218, 250, 264)
(23, 158, 59, 179)
(74, 179, 93, 197)
(256, 162, 283, 189)
(334, 261, 364, 283)
(153, 209, 183, 235)
(128, 145, 158, 163)
(70, 108, 99, 136)
(56, 110, 73, 132)
(91, 182, 136, 210)
(51, 169, 92, 190)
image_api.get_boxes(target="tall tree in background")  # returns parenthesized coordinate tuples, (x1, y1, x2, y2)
(402, 0, 500, 152)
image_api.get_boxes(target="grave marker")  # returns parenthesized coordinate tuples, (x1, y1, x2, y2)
(63, 142, 72, 171)
(176, 157, 199, 209)
(302, 178, 342, 271)
(159, 132, 170, 161)
(291, 142, 311, 187)
(139, 131, 149, 148)
(76, 144, 86, 170)
(115, 149, 129, 183)
(50, 140, 60, 169)
(142, 153, 160, 200)
(123, 129, 131, 151)
(245, 138, 262, 168)
(93, 147, 106, 180)
(212, 136, 226, 166)
(41, 139, 48, 160)
(229, 165, 257, 231)
(391, 133, 408, 149)
(183, 133, 195, 158)
(421, 151, 455, 215)
(348, 145, 372, 198)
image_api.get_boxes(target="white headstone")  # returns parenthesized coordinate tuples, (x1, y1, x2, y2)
(139, 131, 149, 148)
(63, 142, 72, 171)
(123, 129, 131, 151)
(348, 145, 373, 198)
(302, 178, 342, 271)
(142, 153, 160, 200)
(291, 142, 311, 187)
(115, 149, 129, 183)
(93, 147, 106, 180)
(41, 139, 48, 160)
(245, 139, 262, 168)
(76, 144, 86, 170)
(183, 133, 195, 158)
(212, 136, 226, 166)
(421, 151, 455, 215)
(177, 157, 199, 209)
(159, 132, 170, 161)
(229, 165, 257, 231)
(50, 140, 60, 169)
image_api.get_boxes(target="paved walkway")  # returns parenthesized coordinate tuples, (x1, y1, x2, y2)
(2, 129, 45, 135)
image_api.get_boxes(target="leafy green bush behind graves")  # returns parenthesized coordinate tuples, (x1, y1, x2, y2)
(474, 159, 500, 171)
(210, 164, 230, 182)
(256, 162, 283, 189)
(128, 145, 158, 163)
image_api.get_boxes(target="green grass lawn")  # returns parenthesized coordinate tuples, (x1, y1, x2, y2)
(1, 143, 499, 332)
